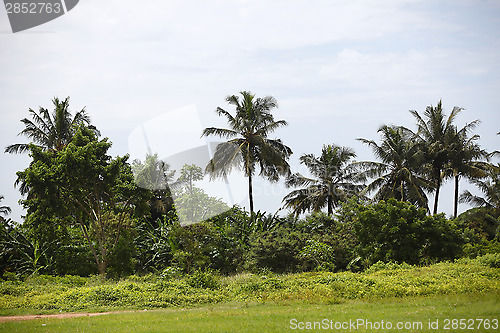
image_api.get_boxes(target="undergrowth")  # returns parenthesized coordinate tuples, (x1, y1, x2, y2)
(0, 255, 499, 314)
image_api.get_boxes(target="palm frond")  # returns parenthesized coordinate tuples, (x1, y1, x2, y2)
(459, 190, 490, 208)
(7, 97, 97, 154)
(4, 143, 34, 154)
(205, 140, 244, 179)
(201, 127, 238, 139)
(285, 173, 317, 188)
(255, 119, 288, 137)
(446, 106, 464, 130)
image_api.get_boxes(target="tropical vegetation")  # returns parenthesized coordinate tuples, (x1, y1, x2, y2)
(0, 95, 498, 318)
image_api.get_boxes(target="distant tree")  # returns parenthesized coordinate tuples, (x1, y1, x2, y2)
(177, 164, 204, 195)
(5, 97, 99, 154)
(132, 154, 177, 223)
(357, 125, 433, 210)
(283, 144, 362, 216)
(446, 121, 488, 218)
(202, 91, 292, 216)
(175, 188, 229, 224)
(408, 100, 462, 214)
(460, 163, 500, 218)
(175, 164, 228, 224)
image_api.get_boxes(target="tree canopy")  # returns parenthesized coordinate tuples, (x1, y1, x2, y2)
(17, 126, 148, 275)
(202, 91, 292, 215)
(283, 144, 362, 216)
(5, 97, 99, 154)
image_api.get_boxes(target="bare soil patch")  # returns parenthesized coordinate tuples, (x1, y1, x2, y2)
(0, 312, 111, 323)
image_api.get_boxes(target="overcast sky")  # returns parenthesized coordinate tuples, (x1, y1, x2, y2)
(1, 0, 499, 222)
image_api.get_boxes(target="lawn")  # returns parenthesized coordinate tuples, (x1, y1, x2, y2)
(0, 294, 499, 332)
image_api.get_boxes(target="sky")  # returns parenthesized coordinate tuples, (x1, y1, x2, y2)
(1, 0, 499, 222)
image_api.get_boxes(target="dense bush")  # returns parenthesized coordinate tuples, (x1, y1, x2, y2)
(4, 198, 499, 279)
(0, 259, 498, 313)
(133, 214, 176, 274)
(341, 199, 463, 266)
(298, 212, 358, 271)
(455, 207, 500, 258)
(246, 227, 308, 273)
(456, 207, 499, 241)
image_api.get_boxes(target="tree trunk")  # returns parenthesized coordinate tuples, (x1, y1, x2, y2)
(433, 175, 441, 215)
(81, 224, 107, 276)
(248, 172, 254, 217)
(327, 195, 333, 216)
(97, 260, 108, 277)
(453, 174, 460, 219)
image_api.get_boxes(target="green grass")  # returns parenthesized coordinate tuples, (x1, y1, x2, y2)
(0, 294, 498, 332)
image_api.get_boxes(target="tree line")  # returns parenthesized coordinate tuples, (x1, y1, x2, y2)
(0, 94, 498, 277)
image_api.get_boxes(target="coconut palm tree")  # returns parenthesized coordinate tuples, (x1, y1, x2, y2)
(5, 97, 99, 154)
(202, 91, 292, 216)
(132, 154, 178, 223)
(460, 163, 500, 218)
(446, 121, 489, 218)
(282, 144, 362, 216)
(357, 125, 433, 210)
(409, 100, 462, 214)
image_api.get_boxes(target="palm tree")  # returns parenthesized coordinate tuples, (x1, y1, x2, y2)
(0, 195, 11, 223)
(357, 125, 433, 210)
(5, 97, 99, 154)
(409, 100, 462, 214)
(132, 154, 177, 223)
(460, 163, 500, 218)
(282, 144, 362, 216)
(202, 91, 292, 216)
(446, 121, 488, 218)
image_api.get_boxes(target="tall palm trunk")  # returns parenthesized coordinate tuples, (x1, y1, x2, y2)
(433, 174, 441, 215)
(453, 174, 460, 218)
(248, 172, 254, 217)
(327, 195, 333, 215)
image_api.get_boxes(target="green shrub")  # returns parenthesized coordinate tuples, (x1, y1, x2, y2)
(365, 261, 413, 274)
(246, 227, 308, 273)
(299, 239, 335, 271)
(345, 199, 463, 266)
(186, 269, 219, 290)
(300, 211, 358, 271)
(476, 253, 500, 268)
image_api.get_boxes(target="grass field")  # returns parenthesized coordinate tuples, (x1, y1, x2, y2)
(0, 294, 499, 332)
(0, 257, 499, 332)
